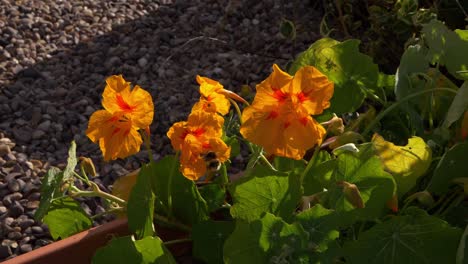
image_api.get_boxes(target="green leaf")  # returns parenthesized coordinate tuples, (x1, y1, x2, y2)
(225, 136, 240, 158)
(34, 167, 63, 221)
(295, 204, 340, 252)
(324, 146, 396, 220)
(223, 213, 308, 264)
(427, 142, 468, 195)
(273, 156, 305, 173)
(43, 197, 92, 240)
(457, 225, 468, 264)
(372, 134, 432, 196)
(442, 81, 468, 129)
(289, 38, 340, 75)
(128, 162, 156, 239)
(199, 183, 226, 213)
(134, 236, 176, 264)
(395, 44, 429, 101)
(229, 164, 302, 222)
(343, 207, 463, 264)
(62, 141, 77, 181)
(93, 236, 142, 264)
(303, 153, 336, 196)
(422, 20, 468, 80)
(92, 236, 176, 264)
(152, 156, 208, 225)
(192, 220, 234, 264)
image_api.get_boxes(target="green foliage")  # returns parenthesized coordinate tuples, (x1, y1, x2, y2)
(152, 156, 208, 225)
(427, 142, 468, 195)
(127, 162, 156, 239)
(323, 147, 396, 220)
(92, 236, 176, 264)
(34, 167, 63, 221)
(229, 165, 302, 222)
(343, 207, 462, 264)
(192, 220, 234, 264)
(223, 213, 308, 263)
(43, 197, 92, 240)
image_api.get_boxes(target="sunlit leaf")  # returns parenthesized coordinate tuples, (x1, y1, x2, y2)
(34, 167, 63, 221)
(62, 141, 77, 181)
(43, 197, 92, 240)
(442, 81, 468, 129)
(289, 38, 340, 75)
(223, 213, 308, 264)
(372, 134, 432, 196)
(427, 142, 468, 195)
(324, 144, 396, 220)
(343, 207, 462, 264)
(229, 165, 302, 222)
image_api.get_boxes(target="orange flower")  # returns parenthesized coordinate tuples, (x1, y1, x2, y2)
(86, 75, 154, 161)
(240, 64, 334, 160)
(86, 111, 142, 161)
(102, 75, 154, 129)
(167, 111, 231, 180)
(191, 76, 231, 115)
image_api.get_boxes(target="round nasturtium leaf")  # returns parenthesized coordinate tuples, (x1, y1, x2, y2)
(372, 134, 432, 196)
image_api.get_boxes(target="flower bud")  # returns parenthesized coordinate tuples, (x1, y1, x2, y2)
(337, 181, 365, 209)
(321, 114, 344, 135)
(405, 191, 434, 207)
(79, 157, 97, 177)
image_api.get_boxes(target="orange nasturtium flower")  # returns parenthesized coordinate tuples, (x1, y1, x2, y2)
(240, 64, 334, 160)
(192, 75, 231, 115)
(167, 111, 231, 180)
(86, 75, 154, 161)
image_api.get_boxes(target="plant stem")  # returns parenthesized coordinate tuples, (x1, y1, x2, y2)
(167, 152, 180, 220)
(362, 88, 458, 137)
(220, 163, 229, 185)
(142, 129, 155, 163)
(90, 207, 125, 219)
(163, 238, 192, 246)
(154, 214, 191, 232)
(70, 183, 127, 207)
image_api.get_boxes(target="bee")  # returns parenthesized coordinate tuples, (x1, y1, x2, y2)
(201, 151, 221, 172)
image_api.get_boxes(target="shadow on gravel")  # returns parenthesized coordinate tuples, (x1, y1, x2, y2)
(0, 0, 322, 181)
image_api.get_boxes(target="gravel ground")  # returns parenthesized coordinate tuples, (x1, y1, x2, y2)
(0, 0, 324, 260)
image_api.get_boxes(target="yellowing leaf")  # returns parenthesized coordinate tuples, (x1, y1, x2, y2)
(372, 134, 432, 196)
(112, 168, 140, 202)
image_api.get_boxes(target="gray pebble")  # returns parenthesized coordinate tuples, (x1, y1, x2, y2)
(9, 201, 25, 217)
(19, 244, 32, 253)
(8, 231, 23, 240)
(3, 192, 23, 207)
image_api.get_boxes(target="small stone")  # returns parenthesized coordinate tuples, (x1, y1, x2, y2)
(8, 231, 22, 240)
(3, 192, 23, 207)
(7, 179, 21, 192)
(37, 120, 51, 131)
(0, 145, 11, 156)
(25, 200, 39, 209)
(138, 57, 148, 68)
(19, 244, 32, 253)
(9, 201, 25, 217)
(18, 219, 35, 230)
(0, 245, 12, 259)
(0, 206, 7, 215)
(31, 226, 43, 234)
(32, 130, 45, 140)
(35, 239, 51, 247)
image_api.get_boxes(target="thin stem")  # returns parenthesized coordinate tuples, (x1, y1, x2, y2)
(154, 214, 191, 233)
(142, 129, 154, 163)
(164, 238, 192, 246)
(220, 163, 229, 185)
(300, 146, 321, 184)
(228, 98, 244, 124)
(70, 183, 126, 207)
(362, 88, 458, 137)
(72, 171, 89, 185)
(79, 166, 91, 185)
(90, 207, 125, 219)
(167, 152, 180, 219)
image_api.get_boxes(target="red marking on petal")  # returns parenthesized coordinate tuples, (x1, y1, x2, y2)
(297, 92, 309, 103)
(206, 95, 213, 101)
(266, 111, 279, 120)
(111, 128, 121, 137)
(116, 94, 136, 112)
(192, 128, 205, 137)
(180, 131, 189, 140)
(106, 115, 120, 123)
(272, 89, 288, 102)
(299, 117, 308, 126)
(202, 142, 211, 149)
(284, 121, 291, 128)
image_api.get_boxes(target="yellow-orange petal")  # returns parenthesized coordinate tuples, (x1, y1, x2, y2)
(102, 77, 154, 129)
(252, 64, 293, 107)
(192, 99, 218, 114)
(291, 66, 334, 115)
(284, 116, 326, 154)
(166, 121, 188, 151)
(196, 75, 224, 96)
(187, 110, 224, 138)
(86, 110, 142, 161)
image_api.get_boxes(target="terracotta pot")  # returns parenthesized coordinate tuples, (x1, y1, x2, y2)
(3, 218, 191, 264)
